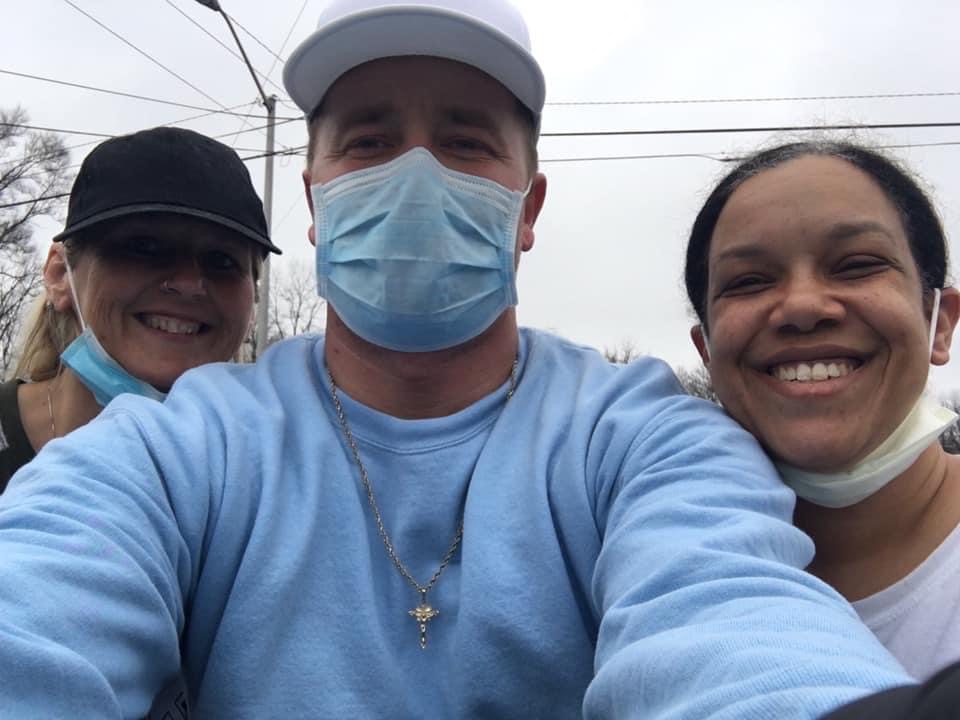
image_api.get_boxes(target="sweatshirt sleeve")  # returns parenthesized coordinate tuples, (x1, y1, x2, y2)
(583, 360, 911, 719)
(0, 391, 215, 719)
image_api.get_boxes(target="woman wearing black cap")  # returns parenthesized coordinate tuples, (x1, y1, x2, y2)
(0, 126, 280, 489)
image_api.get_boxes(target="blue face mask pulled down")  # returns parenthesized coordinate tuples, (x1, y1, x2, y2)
(311, 147, 527, 353)
(60, 258, 166, 407)
(62, 328, 166, 407)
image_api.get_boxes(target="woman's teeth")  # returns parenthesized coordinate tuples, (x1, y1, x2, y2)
(770, 361, 853, 383)
(144, 314, 201, 335)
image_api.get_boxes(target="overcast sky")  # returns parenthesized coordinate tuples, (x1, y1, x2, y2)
(5, 0, 960, 393)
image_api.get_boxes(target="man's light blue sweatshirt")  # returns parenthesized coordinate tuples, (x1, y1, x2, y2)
(0, 330, 908, 718)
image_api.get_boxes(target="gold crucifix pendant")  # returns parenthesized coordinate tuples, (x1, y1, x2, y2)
(408, 590, 439, 649)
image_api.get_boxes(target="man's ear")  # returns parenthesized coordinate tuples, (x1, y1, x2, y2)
(690, 324, 710, 365)
(303, 167, 317, 247)
(43, 243, 74, 313)
(931, 287, 960, 366)
(517, 172, 547, 254)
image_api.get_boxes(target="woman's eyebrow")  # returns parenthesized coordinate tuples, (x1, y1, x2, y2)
(826, 220, 898, 243)
(712, 244, 769, 264)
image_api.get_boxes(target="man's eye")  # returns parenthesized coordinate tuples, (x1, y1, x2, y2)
(343, 136, 391, 157)
(446, 137, 493, 156)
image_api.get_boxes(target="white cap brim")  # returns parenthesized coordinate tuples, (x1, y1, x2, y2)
(282, 6, 545, 120)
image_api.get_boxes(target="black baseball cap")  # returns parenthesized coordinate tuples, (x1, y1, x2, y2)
(53, 126, 280, 254)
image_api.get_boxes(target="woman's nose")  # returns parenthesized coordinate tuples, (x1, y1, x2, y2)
(769, 274, 845, 333)
(161, 259, 207, 299)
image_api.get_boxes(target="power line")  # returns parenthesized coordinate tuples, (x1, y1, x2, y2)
(61, 101, 259, 155)
(0, 122, 114, 139)
(241, 145, 307, 161)
(0, 69, 296, 120)
(542, 141, 960, 164)
(881, 140, 960, 151)
(228, 0, 308, 152)
(20, 117, 956, 147)
(225, 12, 286, 64)
(163, 0, 288, 98)
(8, 135, 960, 211)
(242, 136, 960, 165)
(0, 115, 302, 154)
(546, 90, 960, 107)
(61, 0, 229, 111)
(264, 0, 309, 86)
(225, 100, 261, 149)
(7, 141, 960, 212)
(214, 116, 301, 140)
(274, 192, 308, 231)
(541, 151, 727, 164)
(540, 120, 960, 138)
(0, 193, 72, 210)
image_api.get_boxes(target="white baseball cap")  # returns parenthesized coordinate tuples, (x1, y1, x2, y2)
(282, 0, 545, 122)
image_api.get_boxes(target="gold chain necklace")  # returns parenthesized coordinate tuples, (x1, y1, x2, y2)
(46, 383, 57, 440)
(328, 358, 518, 650)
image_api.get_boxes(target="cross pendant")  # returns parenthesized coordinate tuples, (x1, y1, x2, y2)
(408, 590, 439, 649)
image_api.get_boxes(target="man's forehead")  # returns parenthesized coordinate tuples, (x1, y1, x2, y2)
(323, 98, 507, 130)
(318, 56, 517, 117)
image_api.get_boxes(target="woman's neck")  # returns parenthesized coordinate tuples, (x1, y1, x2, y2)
(795, 443, 960, 601)
(19, 369, 102, 452)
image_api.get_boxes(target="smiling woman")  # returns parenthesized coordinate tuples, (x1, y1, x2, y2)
(0, 126, 279, 491)
(683, 140, 960, 680)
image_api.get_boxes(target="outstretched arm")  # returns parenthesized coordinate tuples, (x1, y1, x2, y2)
(584, 361, 911, 719)
(0, 398, 206, 718)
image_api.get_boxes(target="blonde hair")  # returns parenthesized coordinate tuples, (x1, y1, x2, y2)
(14, 239, 84, 382)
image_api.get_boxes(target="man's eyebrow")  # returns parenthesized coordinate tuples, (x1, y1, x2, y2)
(444, 106, 507, 140)
(327, 103, 396, 132)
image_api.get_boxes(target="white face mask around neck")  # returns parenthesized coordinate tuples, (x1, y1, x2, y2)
(776, 288, 957, 508)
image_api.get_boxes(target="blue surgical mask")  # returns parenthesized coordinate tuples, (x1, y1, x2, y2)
(311, 147, 527, 352)
(60, 257, 166, 407)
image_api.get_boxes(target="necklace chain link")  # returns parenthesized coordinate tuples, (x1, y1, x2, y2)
(327, 357, 518, 648)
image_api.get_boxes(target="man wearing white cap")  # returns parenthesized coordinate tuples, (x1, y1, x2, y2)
(0, 1, 914, 718)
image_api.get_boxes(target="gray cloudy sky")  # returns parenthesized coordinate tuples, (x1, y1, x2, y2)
(5, 0, 960, 392)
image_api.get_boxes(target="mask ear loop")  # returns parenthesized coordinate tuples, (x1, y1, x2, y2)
(62, 255, 88, 332)
(928, 287, 942, 360)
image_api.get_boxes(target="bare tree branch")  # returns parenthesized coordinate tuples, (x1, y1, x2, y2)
(0, 108, 71, 253)
(675, 365, 719, 404)
(268, 259, 324, 346)
(603, 340, 644, 364)
(0, 244, 43, 377)
(0, 107, 71, 378)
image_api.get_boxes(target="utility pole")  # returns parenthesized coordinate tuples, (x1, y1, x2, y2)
(258, 95, 275, 355)
(194, 0, 275, 357)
